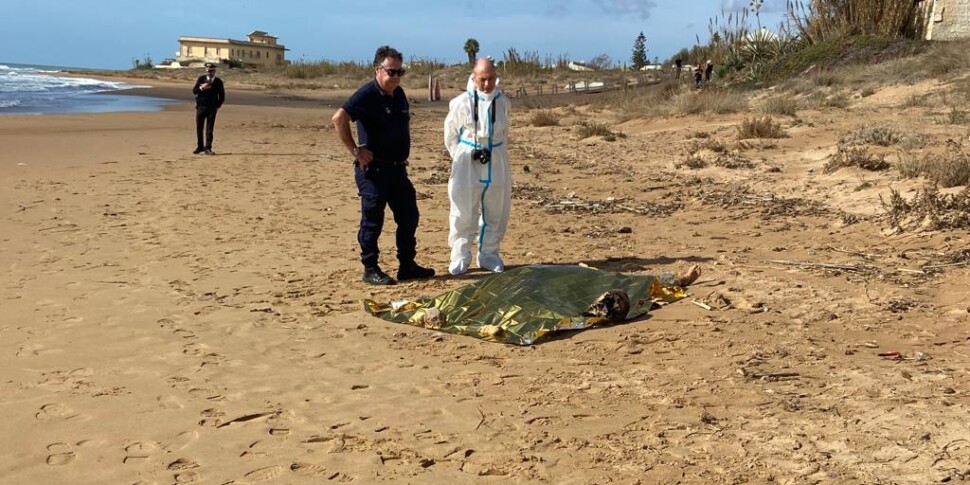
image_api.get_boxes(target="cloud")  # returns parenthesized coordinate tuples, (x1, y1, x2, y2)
(591, 0, 658, 19)
(721, 0, 786, 13)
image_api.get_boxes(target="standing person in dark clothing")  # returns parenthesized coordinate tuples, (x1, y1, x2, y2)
(331, 45, 436, 286)
(693, 63, 704, 88)
(674, 57, 683, 79)
(192, 62, 225, 155)
(705, 60, 714, 83)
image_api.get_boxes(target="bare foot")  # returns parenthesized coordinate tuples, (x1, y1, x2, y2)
(673, 265, 702, 287)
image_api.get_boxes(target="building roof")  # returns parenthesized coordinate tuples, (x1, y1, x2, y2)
(248, 30, 277, 38)
(179, 35, 288, 50)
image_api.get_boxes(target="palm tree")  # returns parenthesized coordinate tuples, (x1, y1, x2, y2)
(464, 38, 480, 66)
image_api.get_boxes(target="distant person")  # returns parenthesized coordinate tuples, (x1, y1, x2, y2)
(443, 58, 512, 275)
(192, 62, 225, 155)
(674, 58, 683, 79)
(693, 63, 704, 88)
(705, 60, 714, 83)
(331, 45, 435, 285)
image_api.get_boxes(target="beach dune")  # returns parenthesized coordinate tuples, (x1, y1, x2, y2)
(2, 76, 968, 484)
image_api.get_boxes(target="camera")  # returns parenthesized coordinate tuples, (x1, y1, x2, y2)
(471, 148, 492, 164)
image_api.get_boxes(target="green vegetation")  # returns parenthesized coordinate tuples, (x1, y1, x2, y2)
(631, 32, 648, 71)
(464, 38, 480, 66)
(883, 186, 970, 231)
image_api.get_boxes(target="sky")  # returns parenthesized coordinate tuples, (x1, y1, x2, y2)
(4, 0, 789, 70)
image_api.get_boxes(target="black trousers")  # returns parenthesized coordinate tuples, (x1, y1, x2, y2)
(195, 106, 218, 150)
(354, 162, 419, 269)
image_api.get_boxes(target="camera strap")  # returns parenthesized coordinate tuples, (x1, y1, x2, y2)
(471, 91, 498, 154)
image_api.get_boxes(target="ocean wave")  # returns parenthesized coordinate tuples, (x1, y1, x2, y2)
(0, 99, 21, 108)
(1, 71, 133, 95)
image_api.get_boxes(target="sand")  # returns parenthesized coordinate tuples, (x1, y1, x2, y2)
(1, 76, 969, 484)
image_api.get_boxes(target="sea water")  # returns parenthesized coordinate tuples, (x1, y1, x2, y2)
(0, 62, 174, 115)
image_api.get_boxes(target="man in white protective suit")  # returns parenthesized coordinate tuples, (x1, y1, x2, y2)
(444, 58, 512, 275)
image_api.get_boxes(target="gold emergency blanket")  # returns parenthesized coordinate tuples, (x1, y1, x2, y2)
(363, 265, 687, 345)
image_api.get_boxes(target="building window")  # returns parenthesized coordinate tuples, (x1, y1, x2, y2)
(217, 47, 221, 55)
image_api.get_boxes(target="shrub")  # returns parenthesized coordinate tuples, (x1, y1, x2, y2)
(686, 130, 711, 139)
(825, 92, 851, 108)
(840, 125, 902, 146)
(737, 115, 787, 139)
(576, 121, 626, 141)
(824, 146, 890, 173)
(897, 152, 970, 188)
(944, 107, 970, 125)
(668, 89, 748, 116)
(883, 186, 970, 231)
(761, 94, 800, 116)
(530, 110, 560, 127)
(901, 94, 928, 108)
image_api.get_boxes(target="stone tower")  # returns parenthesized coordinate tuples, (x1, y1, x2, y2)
(925, 0, 970, 40)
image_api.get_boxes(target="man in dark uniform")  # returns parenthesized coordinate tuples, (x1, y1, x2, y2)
(192, 62, 225, 155)
(331, 45, 435, 285)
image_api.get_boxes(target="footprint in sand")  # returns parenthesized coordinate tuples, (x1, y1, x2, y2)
(290, 462, 328, 476)
(123, 441, 159, 464)
(242, 437, 287, 458)
(17, 343, 54, 357)
(46, 442, 76, 466)
(173, 328, 197, 340)
(162, 430, 199, 453)
(167, 458, 201, 471)
(35, 403, 79, 421)
(173, 470, 201, 483)
(157, 395, 185, 410)
(244, 465, 283, 481)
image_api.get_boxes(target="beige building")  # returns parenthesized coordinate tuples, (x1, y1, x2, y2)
(923, 0, 970, 40)
(177, 31, 288, 68)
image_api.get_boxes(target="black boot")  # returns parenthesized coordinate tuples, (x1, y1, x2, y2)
(363, 266, 395, 285)
(397, 262, 435, 281)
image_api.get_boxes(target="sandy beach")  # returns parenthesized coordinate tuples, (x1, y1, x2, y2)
(2, 75, 969, 484)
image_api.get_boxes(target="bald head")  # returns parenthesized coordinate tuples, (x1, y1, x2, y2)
(472, 58, 497, 94)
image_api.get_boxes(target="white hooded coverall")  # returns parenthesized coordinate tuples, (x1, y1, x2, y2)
(444, 77, 512, 275)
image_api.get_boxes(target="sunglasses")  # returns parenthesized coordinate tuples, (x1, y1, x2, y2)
(380, 66, 407, 77)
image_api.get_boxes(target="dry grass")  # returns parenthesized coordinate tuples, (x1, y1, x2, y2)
(883, 186, 970, 231)
(737, 116, 787, 139)
(825, 92, 851, 108)
(530, 110, 560, 127)
(897, 151, 970, 188)
(789, 0, 925, 45)
(941, 107, 970, 125)
(761, 95, 799, 116)
(840, 125, 902, 147)
(685, 130, 712, 139)
(672, 90, 748, 115)
(576, 121, 626, 142)
(823, 146, 890, 173)
(678, 138, 752, 169)
(900, 93, 929, 108)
